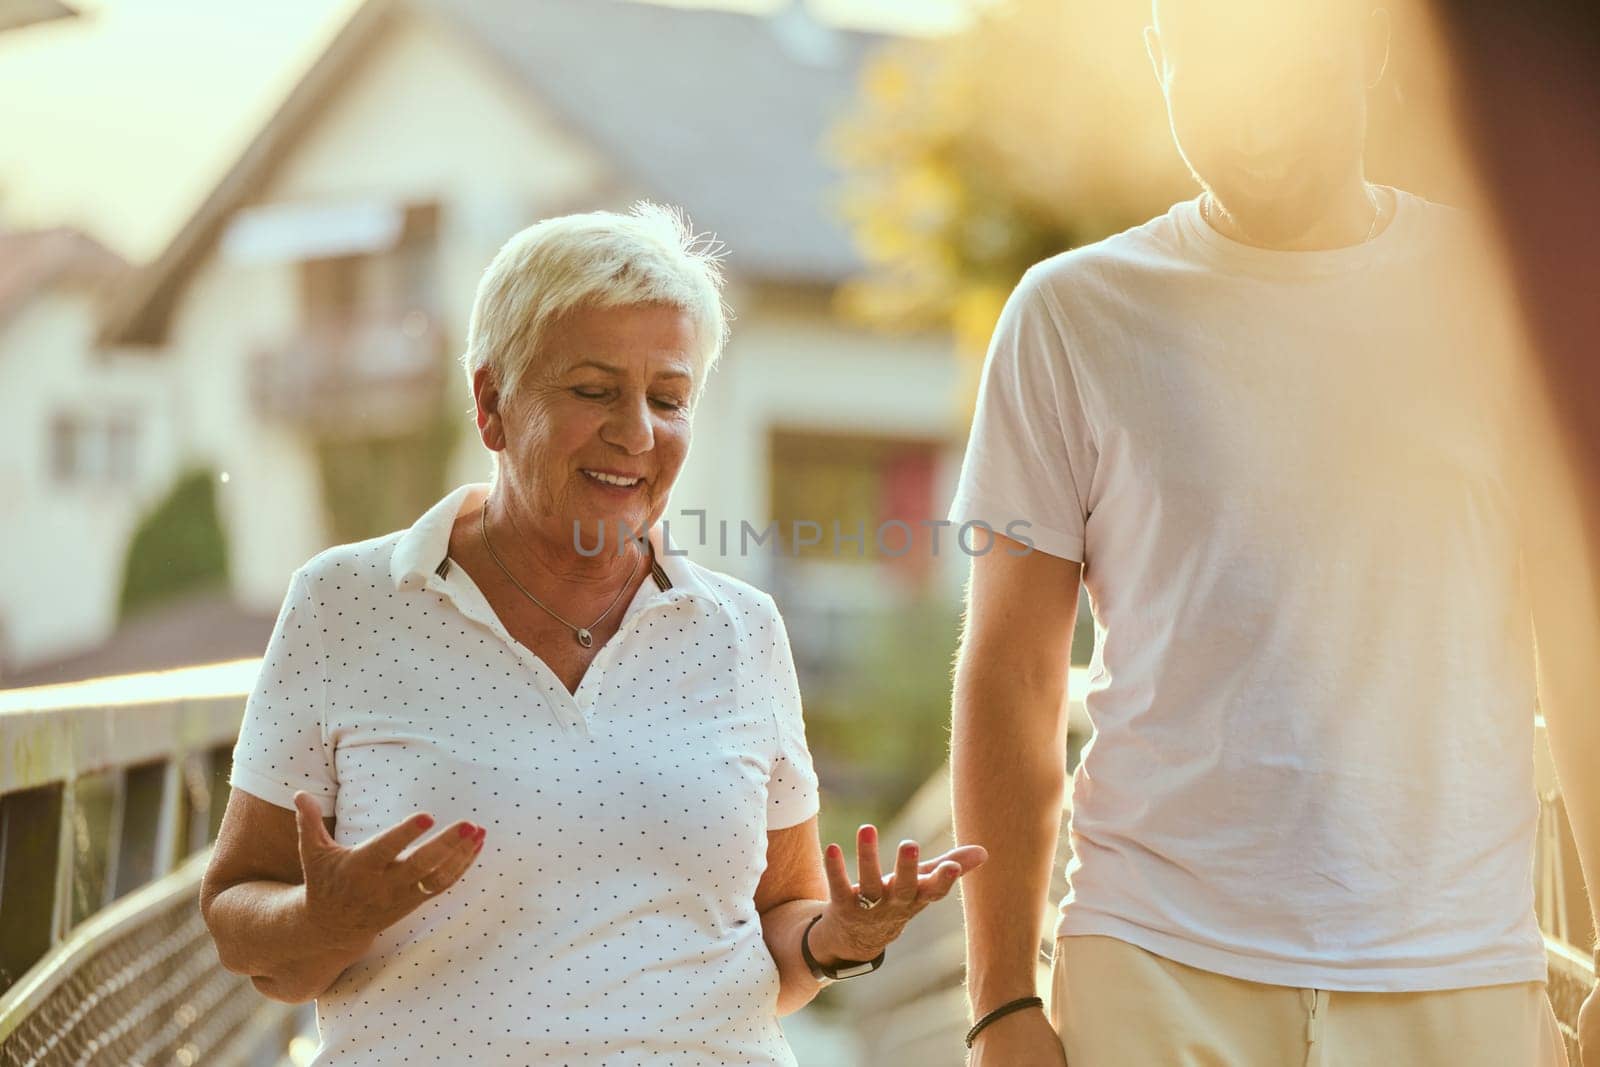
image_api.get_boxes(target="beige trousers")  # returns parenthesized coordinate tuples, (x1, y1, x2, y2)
(1050, 935, 1569, 1067)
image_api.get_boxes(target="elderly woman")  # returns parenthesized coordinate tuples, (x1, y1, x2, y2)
(200, 204, 985, 1064)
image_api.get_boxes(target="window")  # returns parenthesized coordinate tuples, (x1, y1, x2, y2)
(299, 254, 363, 328)
(48, 411, 139, 486)
(49, 413, 83, 482)
(768, 429, 941, 572)
(296, 202, 440, 329)
(107, 413, 138, 482)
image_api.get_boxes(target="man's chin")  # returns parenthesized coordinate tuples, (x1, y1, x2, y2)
(1208, 171, 1334, 231)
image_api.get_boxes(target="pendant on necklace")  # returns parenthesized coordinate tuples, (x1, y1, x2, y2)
(576, 628, 593, 649)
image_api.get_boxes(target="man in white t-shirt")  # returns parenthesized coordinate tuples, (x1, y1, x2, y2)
(950, 2, 1596, 1064)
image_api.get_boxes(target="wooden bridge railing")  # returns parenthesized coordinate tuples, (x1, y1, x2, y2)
(0, 661, 306, 1066)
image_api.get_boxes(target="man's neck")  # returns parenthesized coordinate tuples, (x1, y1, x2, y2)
(1203, 180, 1391, 252)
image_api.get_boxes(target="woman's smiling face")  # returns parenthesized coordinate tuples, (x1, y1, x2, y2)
(477, 301, 699, 544)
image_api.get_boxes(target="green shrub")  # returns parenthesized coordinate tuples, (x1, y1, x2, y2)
(118, 470, 230, 619)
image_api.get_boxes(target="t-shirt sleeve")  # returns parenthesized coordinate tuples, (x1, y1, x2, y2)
(229, 567, 338, 814)
(755, 599, 821, 831)
(948, 269, 1098, 563)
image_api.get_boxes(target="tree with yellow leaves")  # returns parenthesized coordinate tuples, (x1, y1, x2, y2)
(833, 0, 1470, 368)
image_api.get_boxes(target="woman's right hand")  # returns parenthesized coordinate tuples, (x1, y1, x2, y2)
(292, 791, 486, 951)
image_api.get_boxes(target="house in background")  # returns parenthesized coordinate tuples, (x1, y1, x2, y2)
(0, 227, 188, 680)
(3, 0, 969, 687)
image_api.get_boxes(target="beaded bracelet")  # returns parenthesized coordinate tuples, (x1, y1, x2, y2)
(964, 995, 1045, 1048)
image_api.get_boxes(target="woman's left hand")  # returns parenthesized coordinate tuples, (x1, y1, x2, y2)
(810, 824, 988, 966)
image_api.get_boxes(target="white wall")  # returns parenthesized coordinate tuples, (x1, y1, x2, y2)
(0, 293, 180, 673)
(163, 255, 315, 609)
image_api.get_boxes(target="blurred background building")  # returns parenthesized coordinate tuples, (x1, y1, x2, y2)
(1, 0, 968, 679)
(0, 1, 1591, 1064)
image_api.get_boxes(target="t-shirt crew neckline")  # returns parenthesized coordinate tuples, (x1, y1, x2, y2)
(1174, 185, 1418, 279)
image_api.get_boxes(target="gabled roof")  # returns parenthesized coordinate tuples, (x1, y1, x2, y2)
(423, 0, 880, 281)
(101, 0, 883, 346)
(0, 0, 76, 34)
(99, 0, 400, 345)
(0, 226, 124, 328)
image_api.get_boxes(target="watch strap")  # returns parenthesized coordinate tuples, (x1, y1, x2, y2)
(801, 913, 885, 982)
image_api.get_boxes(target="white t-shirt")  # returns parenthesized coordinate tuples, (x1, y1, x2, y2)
(949, 190, 1547, 992)
(231, 485, 820, 1064)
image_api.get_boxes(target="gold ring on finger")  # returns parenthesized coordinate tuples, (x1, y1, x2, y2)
(855, 893, 881, 910)
(416, 880, 437, 897)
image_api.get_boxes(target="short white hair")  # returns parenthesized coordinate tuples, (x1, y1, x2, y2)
(461, 202, 729, 400)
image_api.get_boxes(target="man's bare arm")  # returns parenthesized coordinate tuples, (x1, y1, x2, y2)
(952, 532, 1080, 1058)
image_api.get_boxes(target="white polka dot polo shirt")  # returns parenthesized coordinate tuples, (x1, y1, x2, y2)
(230, 485, 821, 1065)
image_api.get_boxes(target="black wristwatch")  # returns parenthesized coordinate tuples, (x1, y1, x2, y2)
(801, 913, 886, 983)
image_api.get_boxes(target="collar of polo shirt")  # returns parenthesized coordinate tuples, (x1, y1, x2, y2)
(389, 484, 724, 615)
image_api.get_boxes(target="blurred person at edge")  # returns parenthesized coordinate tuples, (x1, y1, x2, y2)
(199, 204, 986, 1064)
(1439, 2, 1600, 1058)
(951, 1, 1587, 1064)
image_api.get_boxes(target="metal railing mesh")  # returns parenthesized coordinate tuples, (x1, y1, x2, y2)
(1549, 951, 1591, 1064)
(0, 892, 258, 1067)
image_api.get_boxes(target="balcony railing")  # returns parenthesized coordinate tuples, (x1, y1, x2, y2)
(0, 661, 1590, 1064)
(249, 312, 447, 439)
(0, 662, 304, 1065)
(838, 678, 1596, 1066)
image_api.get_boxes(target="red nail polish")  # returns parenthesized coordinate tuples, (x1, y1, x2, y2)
(458, 824, 475, 839)
(475, 826, 487, 842)
(414, 815, 434, 830)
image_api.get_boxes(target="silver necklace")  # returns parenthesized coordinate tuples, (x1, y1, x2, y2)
(479, 506, 640, 648)
(1203, 183, 1383, 244)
